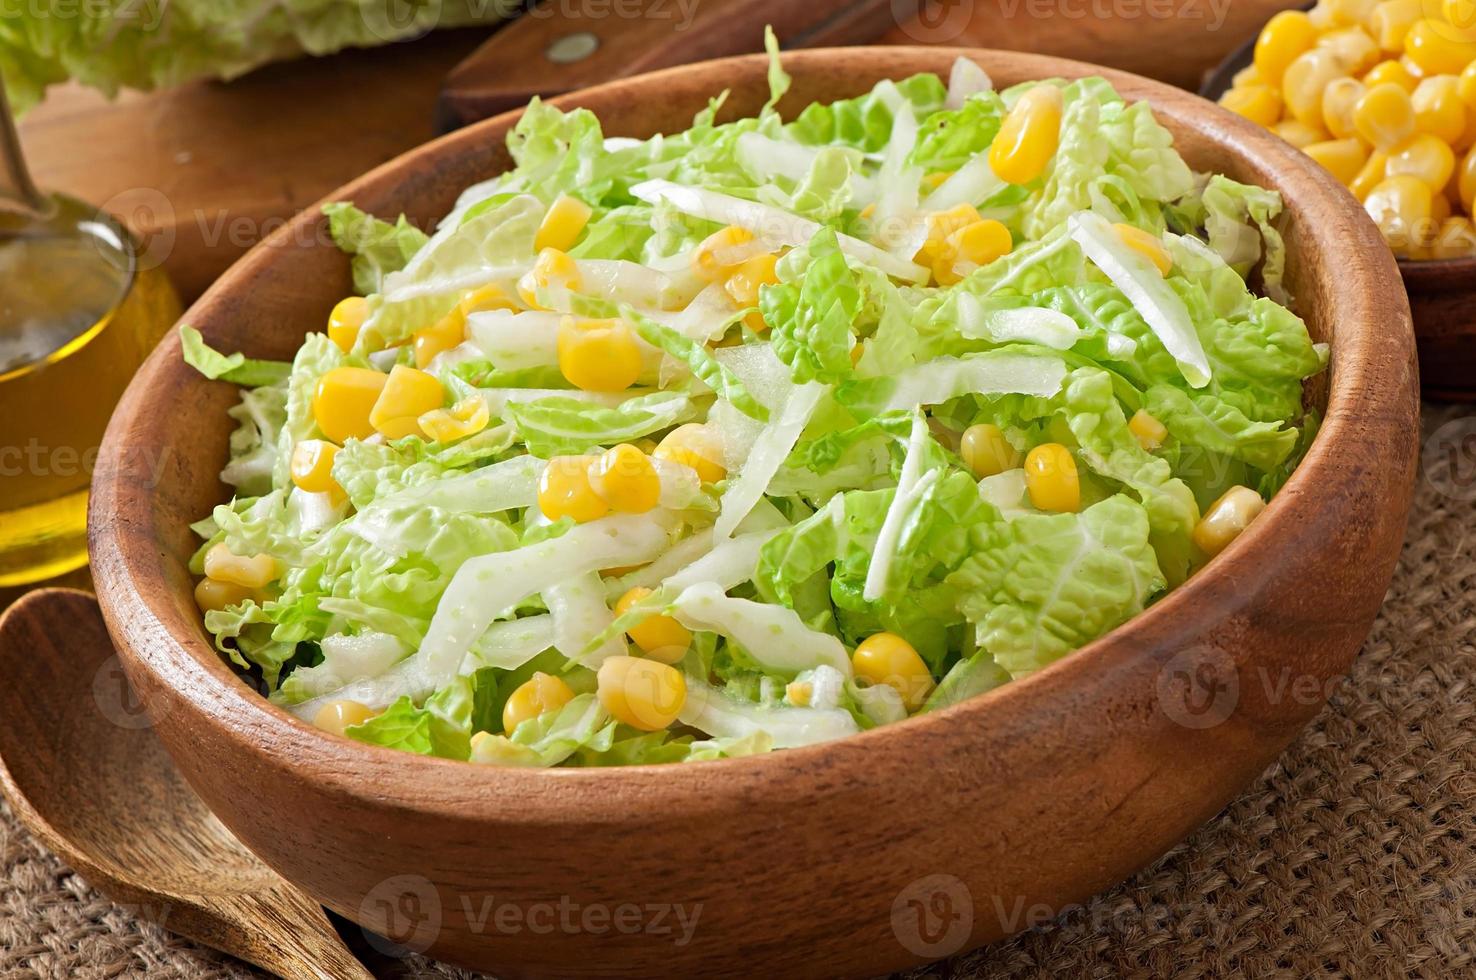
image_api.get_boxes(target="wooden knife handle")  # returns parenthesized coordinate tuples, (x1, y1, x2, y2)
(436, 0, 915, 131)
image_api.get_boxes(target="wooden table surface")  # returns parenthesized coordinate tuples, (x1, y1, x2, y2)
(16, 2, 1293, 305)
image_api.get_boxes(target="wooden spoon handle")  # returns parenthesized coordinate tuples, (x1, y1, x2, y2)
(0, 589, 374, 980)
(436, 0, 913, 130)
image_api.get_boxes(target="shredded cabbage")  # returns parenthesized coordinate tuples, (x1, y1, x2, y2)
(183, 53, 1324, 767)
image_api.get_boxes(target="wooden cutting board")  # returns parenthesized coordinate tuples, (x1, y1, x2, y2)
(17, 3, 1296, 304)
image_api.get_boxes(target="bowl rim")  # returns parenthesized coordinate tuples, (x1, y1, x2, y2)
(90, 46, 1417, 813)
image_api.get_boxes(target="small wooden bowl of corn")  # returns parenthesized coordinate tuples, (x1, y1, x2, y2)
(1204, 0, 1476, 399)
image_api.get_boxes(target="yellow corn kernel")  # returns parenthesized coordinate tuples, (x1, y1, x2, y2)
(589, 444, 661, 514)
(459, 283, 518, 316)
(653, 423, 725, 483)
(1112, 223, 1174, 276)
(731, 310, 762, 334)
(1459, 60, 1476, 106)
(924, 203, 984, 244)
(1023, 442, 1080, 513)
(615, 587, 693, 662)
(596, 655, 686, 731)
(1274, 118, 1332, 147)
(1401, 53, 1430, 80)
(1459, 143, 1476, 209)
(1405, 19, 1476, 74)
(1310, 0, 1340, 29)
(785, 680, 813, 706)
(312, 699, 378, 737)
(692, 225, 757, 281)
(327, 296, 369, 353)
(502, 672, 575, 733)
(960, 423, 1019, 479)
(290, 439, 341, 495)
(1325, 0, 1380, 26)
(722, 252, 780, 309)
(534, 194, 593, 253)
(1369, 0, 1423, 51)
(1445, 0, 1476, 38)
(1305, 137, 1374, 183)
(517, 247, 581, 309)
(946, 219, 1013, 271)
(1351, 148, 1392, 197)
(1412, 75, 1469, 143)
(1387, 132, 1458, 187)
(369, 364, 444, 440)
(1355, 81, 1419, 148)
(418, 396, 489, 443)
(1192, 485, 1267, 557)
(1444, 158, 1464, 205)
(1221, 84, 1285, 127)
(851, 632, 933, 711)
(1322, 77, 1369, 138)
(1284, 48, 1355, 127)
(1233, 65, 1263, 87)
(556, 316, 643, 392)
(1453, 102, 1476, 150)
(989, 84, 1064, 185)
(312, 366, 387, 443)
(203, 542, 276, 589)
(930, 251, 963, 287)
(1320, 26, 1382, 74)
(1365, 173, 1437, 250)
(1128, 409, 1169, 451)
(1255, 10, 1321, 84)
(916, 204, 986, 283)
(537, 455, 609, 523)
(193, 577, 257, 614)
(1364, 57, 1419, 90)
(412, 309, 465, 368)
(1431, 187, 1454, 228)
(1431, 215, 1476, 255)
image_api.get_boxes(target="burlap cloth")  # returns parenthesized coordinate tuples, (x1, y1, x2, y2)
(4, 403, 1473, 979)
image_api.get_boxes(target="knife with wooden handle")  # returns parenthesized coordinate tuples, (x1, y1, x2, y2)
(435, 0, 917, 131)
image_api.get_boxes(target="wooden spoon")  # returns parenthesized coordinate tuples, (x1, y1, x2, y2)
(0, 588, 373, 980)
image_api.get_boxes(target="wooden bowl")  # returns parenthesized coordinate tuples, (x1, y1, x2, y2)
(1202, 28, 1476, 401)
(88, 48, 1419, 977)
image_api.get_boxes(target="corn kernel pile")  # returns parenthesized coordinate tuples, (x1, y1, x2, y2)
(1220, 0, 1476, 258)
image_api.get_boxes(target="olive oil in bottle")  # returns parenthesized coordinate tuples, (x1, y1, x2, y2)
(0, 71, 182, 586)
(0, 195, 180, 584)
